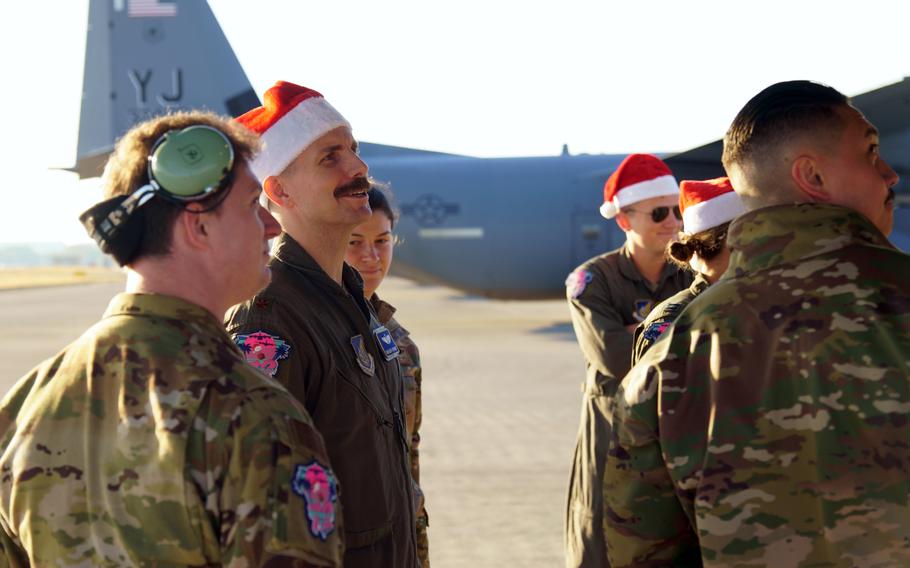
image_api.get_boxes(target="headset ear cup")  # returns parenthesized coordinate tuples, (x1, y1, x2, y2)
(150, 125, 234, 199)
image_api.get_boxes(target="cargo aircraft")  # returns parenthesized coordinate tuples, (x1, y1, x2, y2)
(71, 0, 910, 298)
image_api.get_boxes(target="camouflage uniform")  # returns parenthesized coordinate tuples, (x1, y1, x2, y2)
(631, 273, 710, 365)
(0, 293, 343, 567)
(604, 204, 910, 567)
(372, 296, 430, 568)
(564, 244, 692, 567)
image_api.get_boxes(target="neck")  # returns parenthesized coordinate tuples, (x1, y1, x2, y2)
(283, 219, 352, 285)
(626, 240, 666, 285)
(125, 259, 227, 319)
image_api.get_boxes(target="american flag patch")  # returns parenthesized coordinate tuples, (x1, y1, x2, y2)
(127, 0, 177, 18)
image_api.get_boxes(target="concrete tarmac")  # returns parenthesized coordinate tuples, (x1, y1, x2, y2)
(0, 277, 585, 567)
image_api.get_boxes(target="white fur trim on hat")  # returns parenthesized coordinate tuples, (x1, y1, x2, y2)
(599, 174, 679, 219)
(248, 97, 350, 184)
(682, 191, 747, 234)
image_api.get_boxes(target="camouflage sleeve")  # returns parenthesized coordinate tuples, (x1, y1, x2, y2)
(226, 296, 330, 410)
(567, 268, 633, 381)
(191, 386, 344, 567)
(0, 517, 25, 568)
(0, 370, 37, 567)
(603, 357, 700, 567)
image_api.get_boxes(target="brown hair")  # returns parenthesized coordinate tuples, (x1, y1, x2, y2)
(102, 111, 261, 262)
(367, 180, 399, 229)
(667, 222, 730, 268)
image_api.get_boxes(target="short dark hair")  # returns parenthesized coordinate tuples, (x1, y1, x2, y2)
(367, 181, 399, 229)
(722, 81, 848, 171)
(668, 222, 730, 268)
(102, 111, 261, 263)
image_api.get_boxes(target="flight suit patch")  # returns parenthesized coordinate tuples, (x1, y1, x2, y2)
(566, 269, 593, 299)
(633, 300, 654, 322)
(373, 326, 400, 361)
(643, 321, 673, 342)
(234, 331, 290, 377)
(291, 460, 339, 541)
(350, 335, 375, 376)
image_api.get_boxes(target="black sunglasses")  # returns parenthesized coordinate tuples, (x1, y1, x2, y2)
(625, 205, 682, 223)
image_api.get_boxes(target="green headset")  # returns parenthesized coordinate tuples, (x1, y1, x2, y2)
(79, 125, 237, 265)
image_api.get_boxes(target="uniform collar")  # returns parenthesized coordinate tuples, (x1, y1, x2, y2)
(690, 272, 711, 295)
(725, 203, 892, 277)
(272, 232, 366, 299)
(617, 242, 681, 289)
(103, 293, 222, 331)
(369, 293, 397, 325)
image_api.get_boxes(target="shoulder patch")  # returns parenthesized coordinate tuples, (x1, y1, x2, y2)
(350, 335, 375, 376)
(633, 300, 654, 322)
(566, 269, 594, 299)
(292, 460, 339, 541)
(234, 331, 290, 377)
(642, 320, 673, 342)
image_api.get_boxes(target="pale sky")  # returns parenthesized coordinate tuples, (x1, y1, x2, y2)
(1, 1, 907, 244)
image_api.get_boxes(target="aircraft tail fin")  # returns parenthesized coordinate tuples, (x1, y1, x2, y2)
(72, 0, 259, 179)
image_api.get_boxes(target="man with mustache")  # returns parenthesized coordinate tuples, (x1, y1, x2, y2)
(604, 80, 908, 566)
(226, 82, 418, 568)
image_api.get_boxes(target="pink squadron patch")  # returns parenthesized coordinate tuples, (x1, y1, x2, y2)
(234, 331, 290, 377)
(292, 460, 339, 541)
(565, 269, 593, 299)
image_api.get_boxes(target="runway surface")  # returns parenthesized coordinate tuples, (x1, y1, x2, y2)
(0, 277, 585, 567)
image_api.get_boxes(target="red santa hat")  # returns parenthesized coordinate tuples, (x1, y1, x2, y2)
(600, 154, 679, 219)
(679, 177, 746, 234)
(236, 81, 351, 183)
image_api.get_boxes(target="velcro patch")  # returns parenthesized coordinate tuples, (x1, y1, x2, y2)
(643, 321, 673, 342)
(633, 300, 654, 322)
(373, 325, 400, 361)
(235, 331, 290, 377)
(292, 460, 339, 541)
(350, 335, 375, 376)
(566, 269, 593, 299)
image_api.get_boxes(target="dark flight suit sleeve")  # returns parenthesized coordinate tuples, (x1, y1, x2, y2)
(567, 268, 634, 382)
(225, 296, 331, 411)
(631, 308, 680, 367)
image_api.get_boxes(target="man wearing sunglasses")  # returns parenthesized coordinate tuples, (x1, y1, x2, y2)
(565, 153, 693, 567)
(226, 82, 418, 568)
(0, 113, 344, 566)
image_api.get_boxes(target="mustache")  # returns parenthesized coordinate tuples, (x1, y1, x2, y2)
(886, 188, 896, 204)
(333, 176, 371, 198)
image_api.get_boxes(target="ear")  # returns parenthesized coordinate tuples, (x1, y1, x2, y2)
(790, 155, 831, 202)
(615, 213, 632, 232)
(173, 205, 211, 252)
(263, 175, 293, 208)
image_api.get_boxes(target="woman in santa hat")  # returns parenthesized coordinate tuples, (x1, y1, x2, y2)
(631, 176, 746, 364)
(344, 182, 431, 567)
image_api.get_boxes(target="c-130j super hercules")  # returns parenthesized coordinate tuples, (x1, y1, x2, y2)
(71, 0, 910, 298)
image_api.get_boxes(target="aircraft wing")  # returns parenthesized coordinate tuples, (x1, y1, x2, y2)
(358, 142, 467, 161)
